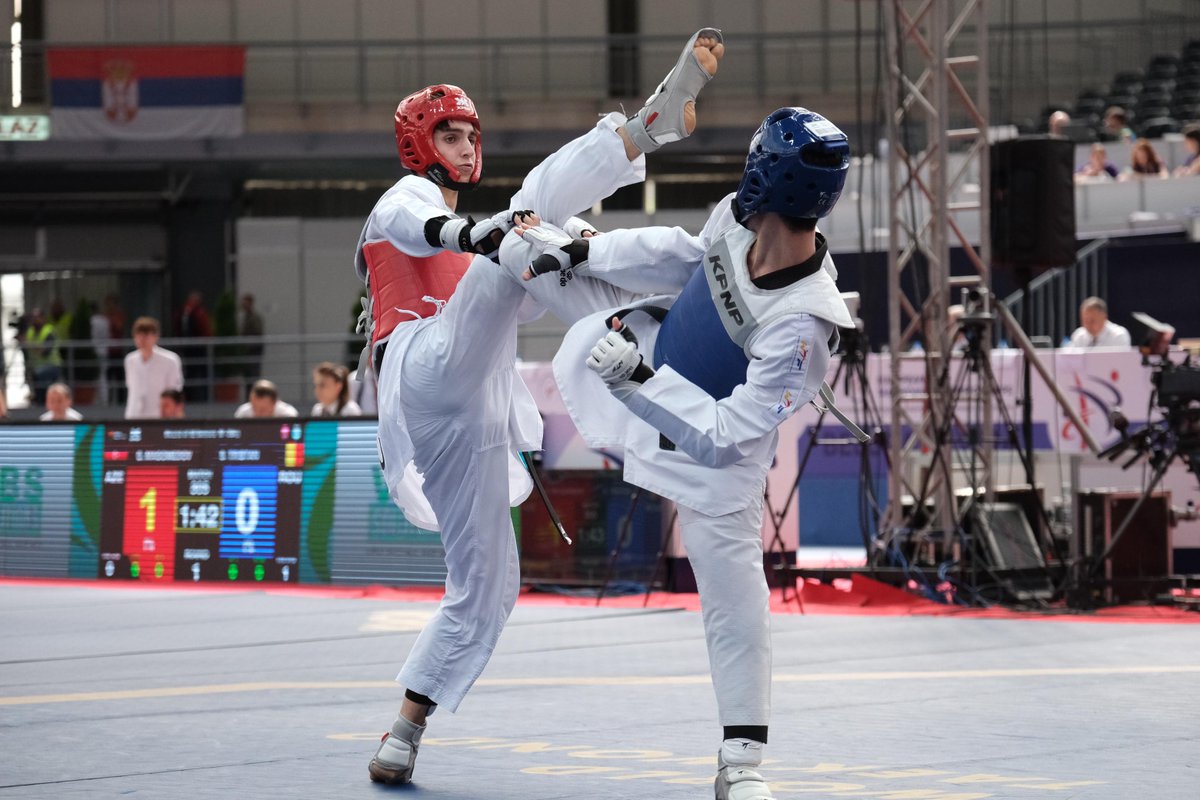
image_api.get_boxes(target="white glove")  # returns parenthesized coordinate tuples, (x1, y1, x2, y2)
(562, 216, 600, 239)
(588, 326, 649, 402)
(587, 329, 642, 384)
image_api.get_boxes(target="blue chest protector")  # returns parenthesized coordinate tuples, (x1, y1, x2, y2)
(653, 265, 750, 400)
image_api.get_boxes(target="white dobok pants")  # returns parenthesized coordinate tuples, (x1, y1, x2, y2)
(499, 142, 774, 728)
(678, 498, 771, 726)
(390, 112, 645, 712)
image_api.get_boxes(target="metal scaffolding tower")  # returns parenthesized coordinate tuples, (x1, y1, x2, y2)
(882, 0, 994, 552)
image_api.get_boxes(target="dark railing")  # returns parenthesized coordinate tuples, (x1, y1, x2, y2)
(2, 328, 573, 415)
(1002, 238, 1110, 346)
(4, 333, 357, 412)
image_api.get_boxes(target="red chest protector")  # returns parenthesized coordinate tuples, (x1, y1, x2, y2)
(362, 240, 472, 347)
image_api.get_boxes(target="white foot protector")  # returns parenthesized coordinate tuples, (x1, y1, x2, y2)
(715, 752, 776, 800)
(624, 27, 723, 152)
(368, 715, 424, 784)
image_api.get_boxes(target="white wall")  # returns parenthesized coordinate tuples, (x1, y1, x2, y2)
(236, 217, 364, 406)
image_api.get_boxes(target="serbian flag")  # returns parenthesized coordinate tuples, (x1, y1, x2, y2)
(47, 46, 245, 140)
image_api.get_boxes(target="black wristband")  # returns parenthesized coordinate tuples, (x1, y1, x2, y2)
(563, 238, 590, 267)
(630, 360, 655, 384)
(529, 253, 563, 276)
(459, 215, 476, 252)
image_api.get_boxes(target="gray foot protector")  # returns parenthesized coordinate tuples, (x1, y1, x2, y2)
(624, 27, 723, 153)
(714, 751, 776, 800)
(715, 764, 776, 800)
(368, 715, 424, 784)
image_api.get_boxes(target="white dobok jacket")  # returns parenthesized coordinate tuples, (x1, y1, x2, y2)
(355, 175, 541, 530)
(553, 196, 853, 516)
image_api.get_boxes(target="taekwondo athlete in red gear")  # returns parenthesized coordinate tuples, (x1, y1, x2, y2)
(360, 28, 724, 785)
(510, 107, 855, 800)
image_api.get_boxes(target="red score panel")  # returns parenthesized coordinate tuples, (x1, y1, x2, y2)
(122, 467, 179, 581)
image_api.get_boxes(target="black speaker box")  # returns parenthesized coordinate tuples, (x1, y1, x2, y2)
(967, 501, 1054, 600)
(991, 136, 1077, 272)
(956, 484, 1046, 546)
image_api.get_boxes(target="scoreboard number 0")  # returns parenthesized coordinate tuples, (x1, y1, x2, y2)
(236, 487, 260, 534)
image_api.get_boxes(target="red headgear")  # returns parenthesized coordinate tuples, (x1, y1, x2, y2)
(394, 84, 482, 191)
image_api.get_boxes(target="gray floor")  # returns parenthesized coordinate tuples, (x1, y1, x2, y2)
(0, 583, 1197, 799)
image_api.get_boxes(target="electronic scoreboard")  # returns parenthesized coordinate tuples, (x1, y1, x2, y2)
(97, 420, 305, 583)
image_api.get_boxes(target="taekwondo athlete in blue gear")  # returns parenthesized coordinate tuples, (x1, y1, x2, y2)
(512, 107, 855, 800)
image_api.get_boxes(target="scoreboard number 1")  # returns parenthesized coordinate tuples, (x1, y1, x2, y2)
(139, 487, 157, 532)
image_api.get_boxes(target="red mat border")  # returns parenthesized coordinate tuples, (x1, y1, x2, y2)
(2, 576, 1196, 624)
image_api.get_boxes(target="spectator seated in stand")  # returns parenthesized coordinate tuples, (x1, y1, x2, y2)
(1121, 139, 1169, 180)
(1069, 297, 1132, 348)
(311, 361, 363, 417)
(234, 379, 299, 418)
(1075, 143, 1120, 182)
(1103, 106, 1136, 143)
(40, 382, 83, 421)
(1174, 125, 1200, 177)
(159, 388, 186, 419)
(1048, 109, 1071, 137)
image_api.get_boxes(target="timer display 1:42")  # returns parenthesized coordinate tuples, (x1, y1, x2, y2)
(178, 500, 221, 530)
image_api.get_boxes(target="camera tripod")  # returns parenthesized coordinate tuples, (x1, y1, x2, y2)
(764, 325, 891, 604)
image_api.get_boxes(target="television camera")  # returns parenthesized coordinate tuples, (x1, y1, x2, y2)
(1099, 313, 1200, 485)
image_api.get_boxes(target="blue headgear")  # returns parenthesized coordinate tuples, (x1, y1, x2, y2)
(734, 107, 851, 223)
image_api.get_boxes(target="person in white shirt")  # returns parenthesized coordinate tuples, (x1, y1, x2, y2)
(310, 361, 362, 417)
(1068, 296, 1131, 347)
(233, 379, 299, 418)
(40, 382, 84, 421)
(123, 317, 184, 419)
